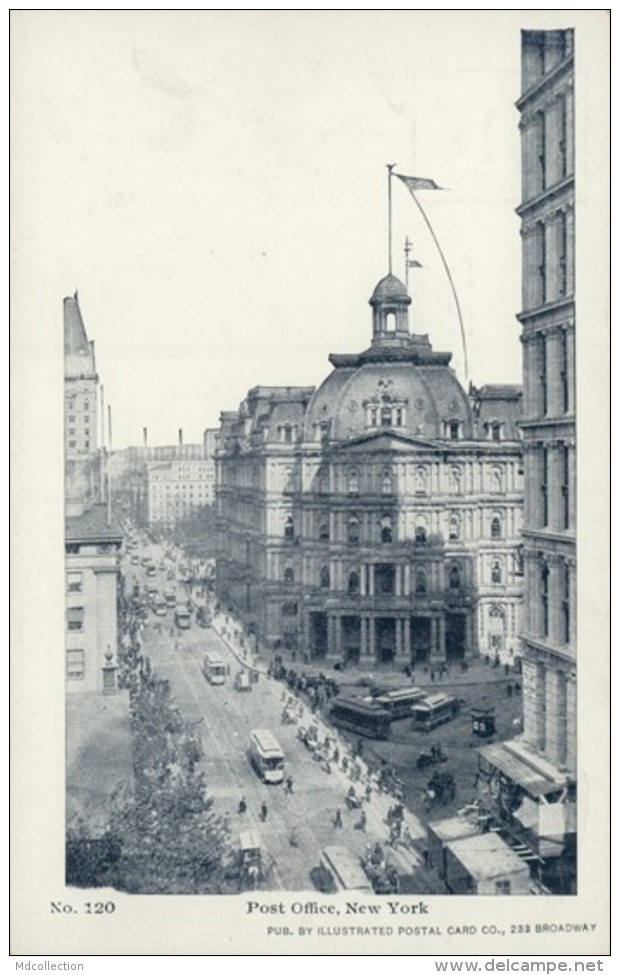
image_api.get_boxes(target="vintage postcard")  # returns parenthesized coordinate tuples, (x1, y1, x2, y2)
(10, 9, 610, 959)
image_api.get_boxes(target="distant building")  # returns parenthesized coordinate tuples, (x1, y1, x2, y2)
(216, 272, 523, 665)
(64, 293, 101, 506)
(146, 456, 217, 526)
(110, 430, 219, 528)
(476, 28, 576, 893)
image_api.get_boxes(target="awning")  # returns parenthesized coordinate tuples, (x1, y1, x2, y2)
(478, 742, 566, 798)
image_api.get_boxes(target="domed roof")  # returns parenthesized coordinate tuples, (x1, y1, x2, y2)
(369, 273, 410, 305)
(304, 357, 473, 443)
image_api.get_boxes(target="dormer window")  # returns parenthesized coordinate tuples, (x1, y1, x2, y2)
(445, 420, 461, 440)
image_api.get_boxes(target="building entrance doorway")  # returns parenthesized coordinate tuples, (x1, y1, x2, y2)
(375, 617, 395, 664)
(446, 613, 467, 661)
(341, 616, 360, 665)
(309, 612, 328, 659)
(410, 616, 431, 663)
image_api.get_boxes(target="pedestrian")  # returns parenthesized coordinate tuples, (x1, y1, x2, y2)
(285, 776, 294, 794)
(238, 797, 247, 816)
(506, 682, 513, 697)
(260, 802, 268, 822)
(430, 670, 435, 682)
(333, 809, 343, 829)
(356, 810, 367, 832)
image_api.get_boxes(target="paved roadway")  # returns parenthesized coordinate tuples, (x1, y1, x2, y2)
(123, 536, 430, 892)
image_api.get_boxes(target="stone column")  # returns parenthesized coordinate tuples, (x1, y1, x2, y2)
(568, 559, 577, 648)
(395, 619, 403, 657)
(430, 618, 438, 659)
(403, 617, 411, 660)
(438, 616, 446, 660)
(548, 555, 563, 645)
(565, 673, 577, 775)
(327, 615, 336, 656)
(360, 616, 368, 656)
(546, 327, 564, 417)
(521, 657, 539, 747)
(360, 564, 367, 596)
(368, 617, 376, 659)
(334, 616, 343, 658)
(545, 668, 568, 767)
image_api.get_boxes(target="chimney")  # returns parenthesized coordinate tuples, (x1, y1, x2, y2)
(143, 427, 148, 447)
(178, 428, 183, 446)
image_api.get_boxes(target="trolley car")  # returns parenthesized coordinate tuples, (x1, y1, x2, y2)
(330, 696, 392, 740)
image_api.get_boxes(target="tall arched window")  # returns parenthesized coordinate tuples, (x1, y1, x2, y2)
(490, 467, 504, 493)
(320, 565, 330, 589)
(449, 564, 461, 590)
(491, 560, 502, 585)
(415, 569, 427, 594)
(348, 570, 360, 595)
(347, 515, 360, 545)
(380, 514, 393, 544)
(318, 518, 329, 542)
(491, 514, 503, 539)
(284, 567, 294, 585)
(415, 525, 427, 545)
(449, 514, 460, 540)
(284, 515, 294, 539)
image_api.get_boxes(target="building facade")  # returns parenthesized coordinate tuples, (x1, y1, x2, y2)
(476, 29, 576, 892)
(216, 273, 523, 666)
(64, 293, 99, 459)
(65, 505, 124, 694)
(146, 455, 217, 526)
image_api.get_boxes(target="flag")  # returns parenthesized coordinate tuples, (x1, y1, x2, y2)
(396, 174, 445, 192)
(407, 259, 422, 268)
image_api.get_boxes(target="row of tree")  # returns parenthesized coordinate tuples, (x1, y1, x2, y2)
(67, 643, 237, 894)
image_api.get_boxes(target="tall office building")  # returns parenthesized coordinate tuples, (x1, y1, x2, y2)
(476, 29, 576, 893)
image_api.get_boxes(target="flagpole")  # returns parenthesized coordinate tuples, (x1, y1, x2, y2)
(387, 164, 396, 274)
(406, 190, 469, 386)
(404, 236, 412, 291)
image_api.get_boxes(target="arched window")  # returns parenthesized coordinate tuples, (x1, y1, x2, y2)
(318, 518, 329, 542)
(284, 567, 294, 585)
(449, 514, 460, 540)
(347, 515, 360, 545)
(348, 571, 360, 595)
(381, 469, 393, 495)
(415, 569, 427, 594)
(317, 470, 328, 494)
(347, 468, 359, 495)
(449, 565, 461, 590)
(320, 565, 330, 589)
(415, 525, 427, 545)
(381, 406, 392, 427)
(491, 514, 503, 539)
(284, 515, 294, 539)
(380, 514, 393, 544)
(491, 560, 502, 585)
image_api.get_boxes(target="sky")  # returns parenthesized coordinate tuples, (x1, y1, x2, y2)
(11, 9, 606, 448)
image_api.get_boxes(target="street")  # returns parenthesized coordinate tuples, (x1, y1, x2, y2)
(123, 537, 435, 893)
